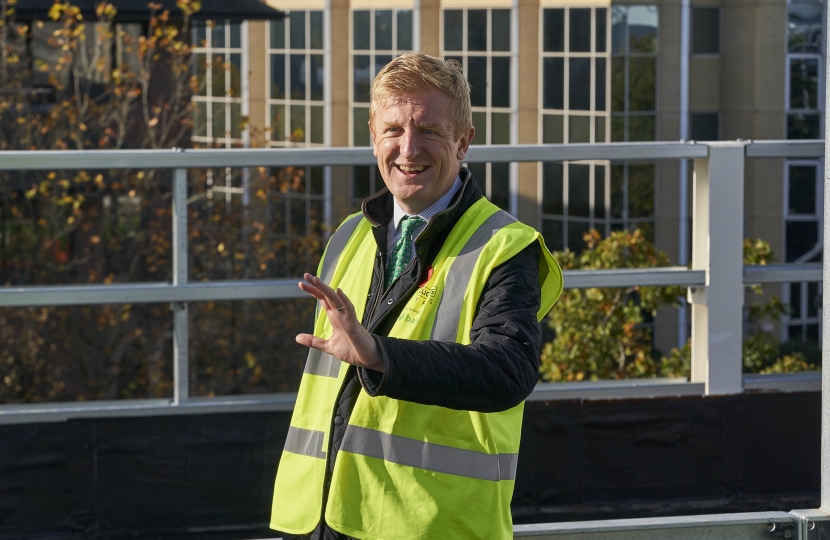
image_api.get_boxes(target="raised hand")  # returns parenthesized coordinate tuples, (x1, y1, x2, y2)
(295, 273, 384, 372)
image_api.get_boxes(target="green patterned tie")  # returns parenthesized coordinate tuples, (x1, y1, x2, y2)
(386, 216, 426, 288)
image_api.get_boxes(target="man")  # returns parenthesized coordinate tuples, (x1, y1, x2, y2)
(270, 53, 562, 540)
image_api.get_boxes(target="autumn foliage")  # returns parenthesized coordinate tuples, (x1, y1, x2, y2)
(0, 2, 323, 403)
(541, 229, 819, 382)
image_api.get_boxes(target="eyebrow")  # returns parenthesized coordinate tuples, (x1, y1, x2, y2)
(380, 121, 445, 131)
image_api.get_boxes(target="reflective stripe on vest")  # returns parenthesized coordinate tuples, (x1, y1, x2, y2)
(430, 209, 517, 342)
(302, 213, 365, 379)
(341, 424, 518, 482)
(303, 349, 340, 378)
(284, 426, 327, 459)
(314, 213, 364, 322)
(320, 213, 364, 284)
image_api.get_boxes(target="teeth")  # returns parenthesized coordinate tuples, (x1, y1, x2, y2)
(399, 165, 426, 173)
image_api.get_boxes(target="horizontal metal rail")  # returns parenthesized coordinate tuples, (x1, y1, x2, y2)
(0, 142, 711, 170)
(0, 265, 818, 307)
(744, 263, 822, 283)
(513, 511, 800, 539)
(466, 142, 709, 162)
(744, 139, 824, 158)
(561, 267, 705, 289)
(0, 279, 305, 307)
(0, 372, 818, 425)
(0, 394, 298, 425)
(0, 140, 820, 172)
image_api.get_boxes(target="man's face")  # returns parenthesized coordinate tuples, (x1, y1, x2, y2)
(371, 89, 475, 214)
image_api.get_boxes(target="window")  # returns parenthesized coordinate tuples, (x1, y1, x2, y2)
(786, 0, 823, 140)
(539, 7, 654, 251)
(540, 162, 606, 252)
(444, 8, 515, 211)
(784, 162, 822, 344)
(788, 0, 823, 53)
(192, 21, 246, 146)
(268, 11, 326, 146)
(268, 166, 327, 277)
(611, 5, 658, 142)
(540, 7, 610, 144)
(690, 112, 719, 140)
(265, 12, 329, 274)
(783, 0, 824, 347)
(540, 161, 655, 252)
(351, 9, 414, 147)
(350, 9, 413, 210)
(444, 8, 512, 145)
(691, 7, 720, 55)
(787, 57, 822, 139)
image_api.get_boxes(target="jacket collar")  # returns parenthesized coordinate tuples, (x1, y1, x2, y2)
(361, 167, 483, 249)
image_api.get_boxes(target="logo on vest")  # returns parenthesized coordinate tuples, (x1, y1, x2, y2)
(398, 309, 421, 324)
(414, 284, 437, 306)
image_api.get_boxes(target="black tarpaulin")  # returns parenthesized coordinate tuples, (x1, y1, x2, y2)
(14, 0, 284, 22)
(0, 391, 820, 539)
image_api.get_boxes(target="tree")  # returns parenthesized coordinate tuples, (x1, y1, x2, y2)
(740, 239, 818, 374)
(540, 229, 819, 382)
(540, 229, 683, 381)
(0, 1, 324, 403)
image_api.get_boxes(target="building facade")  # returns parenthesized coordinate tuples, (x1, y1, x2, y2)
(193, 0, 825, 356)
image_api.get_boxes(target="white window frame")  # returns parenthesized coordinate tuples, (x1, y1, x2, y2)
(349, 7, 418, 147)
(266, 10, 329, 148)
(192, 20, 249, 148)
(538, 6, 611, 145)
(782, 0, 825, 345)
(265, 10, 332, 244)
(441, 7, 519, 215)
(785, 53, 825, 139)
(536, 7, 659, 251)
(782, 160, 824, 343)
(610, 4, 660, 143)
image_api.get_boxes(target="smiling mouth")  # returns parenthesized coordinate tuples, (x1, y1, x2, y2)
(397, 165, 428, 173)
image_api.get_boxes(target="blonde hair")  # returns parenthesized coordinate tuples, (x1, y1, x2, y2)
(369, 53, 472, 139)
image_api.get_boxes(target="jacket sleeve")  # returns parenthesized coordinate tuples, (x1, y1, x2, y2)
(356, 241, 543, 413)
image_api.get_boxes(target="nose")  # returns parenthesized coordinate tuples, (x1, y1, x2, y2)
(399, 128, 420, 159)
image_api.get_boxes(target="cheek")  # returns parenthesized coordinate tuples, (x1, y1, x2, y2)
(379, 141, 399, 161)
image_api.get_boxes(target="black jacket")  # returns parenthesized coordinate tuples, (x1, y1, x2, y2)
(356, 166, 542, 411)
(283, 168, 542, 540)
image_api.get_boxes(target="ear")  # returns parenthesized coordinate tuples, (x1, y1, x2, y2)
(455, 126, 475, 160)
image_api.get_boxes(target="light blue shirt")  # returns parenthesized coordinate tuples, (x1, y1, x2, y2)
(386, 176, 463, 257)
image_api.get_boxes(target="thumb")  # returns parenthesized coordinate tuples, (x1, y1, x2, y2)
(296, 333, 330, 351)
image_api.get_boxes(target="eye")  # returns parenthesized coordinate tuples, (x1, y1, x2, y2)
(422, 128, 435, 135)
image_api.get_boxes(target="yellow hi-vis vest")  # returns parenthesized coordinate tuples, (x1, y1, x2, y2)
(271, 198, 563, 540)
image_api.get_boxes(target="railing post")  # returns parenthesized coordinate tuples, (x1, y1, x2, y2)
(689, 142, 746, 395)
(172, 164, 189, 405)
(822, 0, 830, 507)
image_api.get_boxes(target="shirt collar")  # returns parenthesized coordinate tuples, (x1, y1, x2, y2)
(391, 176, 463, 232)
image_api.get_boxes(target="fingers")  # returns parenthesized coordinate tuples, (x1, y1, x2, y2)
(296, 333, 314, 347)
(298, 273, 334, 310)
(302, 274, 352, 314)
(296, 332, 329, 351)
(335, 288, 356, 316)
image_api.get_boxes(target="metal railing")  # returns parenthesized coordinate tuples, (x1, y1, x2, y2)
(1, 140, 827, 539)
(0, 140, 823, 424)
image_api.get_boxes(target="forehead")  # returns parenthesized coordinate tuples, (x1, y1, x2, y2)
(374, 90, 453, 125)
